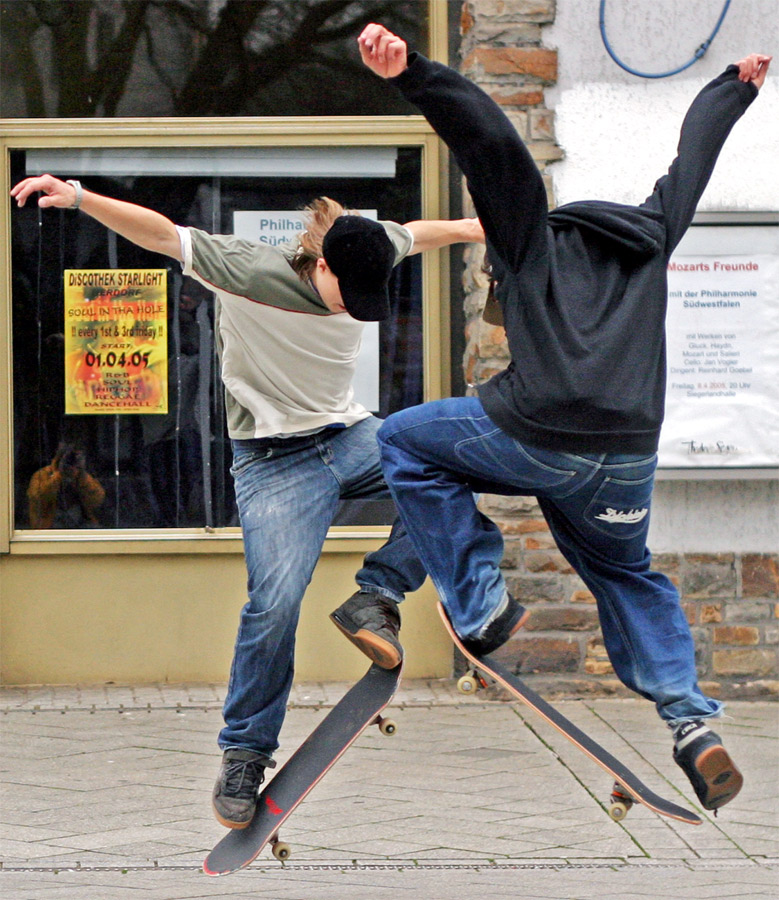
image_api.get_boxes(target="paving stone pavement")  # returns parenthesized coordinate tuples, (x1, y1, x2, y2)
(0, 678, 776, 900)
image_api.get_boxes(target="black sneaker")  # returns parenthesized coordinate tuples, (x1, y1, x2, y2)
(673, 720, 743, 811)
(212, 748, 276, 829)
(330, 590, 403, 669)
(462, 594, 529, 657)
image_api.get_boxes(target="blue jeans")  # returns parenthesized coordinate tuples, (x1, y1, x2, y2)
(377, 396, 722, 726)
(220, 416, 426, 755)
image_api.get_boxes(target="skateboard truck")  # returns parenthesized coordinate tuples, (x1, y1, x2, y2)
(457, 669, 489, 694)
(375, 714, 397, 735)
(269, 834, 291, 861)
(608, 781, 636, 821)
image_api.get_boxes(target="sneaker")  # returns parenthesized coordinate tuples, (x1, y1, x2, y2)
(462, 594, 529, 657)
(673, 720, 743, 811)
(330, 590, 403, 669)
(212, 748, 276, 829)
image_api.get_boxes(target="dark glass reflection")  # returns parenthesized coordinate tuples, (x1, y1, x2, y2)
(10, 148, 424, 530)
(0, 0, 426, 117)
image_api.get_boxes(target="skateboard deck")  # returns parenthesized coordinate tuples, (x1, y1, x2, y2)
(203, 662, 403, 875)
(437, 602, 701, 826)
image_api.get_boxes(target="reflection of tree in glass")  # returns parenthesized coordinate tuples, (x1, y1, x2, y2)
(0, 0, 421, 117)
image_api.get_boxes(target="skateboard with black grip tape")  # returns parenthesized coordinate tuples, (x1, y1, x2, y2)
(204, 662, 402, 875)
(438, 602, 701, 826)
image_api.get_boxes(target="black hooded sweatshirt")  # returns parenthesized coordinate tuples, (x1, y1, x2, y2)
(390, 54, 758, 454)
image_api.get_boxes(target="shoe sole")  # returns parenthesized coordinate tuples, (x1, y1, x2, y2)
(212, 802, 253, 830)
(695, 745, 744, 810)
(511, 607, 531, 637)
(330, 614, 402, 669)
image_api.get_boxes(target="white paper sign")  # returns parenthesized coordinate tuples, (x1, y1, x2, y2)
(232, 210, 380, 412)
(660, 252, 779, 467)
(233, 210, 307, 247)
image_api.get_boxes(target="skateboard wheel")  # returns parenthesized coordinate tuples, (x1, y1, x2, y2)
(608, 801, 631, 821)
(272, 840, 291, 861)
(457, 674, 479, 694)
(378, 717, 397, 736)
(609, 781, 635, 816)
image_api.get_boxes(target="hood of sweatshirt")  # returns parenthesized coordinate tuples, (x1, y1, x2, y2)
(548, 200, 666, 259)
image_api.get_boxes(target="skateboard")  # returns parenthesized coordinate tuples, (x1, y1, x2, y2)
(203, 662, 402, 875)
(437, 602, 701, 826)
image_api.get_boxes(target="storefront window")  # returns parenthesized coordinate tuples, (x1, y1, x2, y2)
(10, 144, 425, 531)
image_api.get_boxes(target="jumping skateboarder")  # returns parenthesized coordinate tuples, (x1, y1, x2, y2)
(333, 24, 771, 811)
(11, 175, 483, 828)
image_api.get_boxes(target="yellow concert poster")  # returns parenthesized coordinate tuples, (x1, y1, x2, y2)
(64, 269, 168, 415)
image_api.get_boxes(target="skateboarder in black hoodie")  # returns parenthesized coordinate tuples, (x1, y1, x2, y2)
(332, 23, 771, 811)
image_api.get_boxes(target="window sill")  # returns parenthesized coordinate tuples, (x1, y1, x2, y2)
(8, 526, 391, 555)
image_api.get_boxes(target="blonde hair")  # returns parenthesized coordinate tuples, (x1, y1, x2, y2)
(290, 197, 358, 280)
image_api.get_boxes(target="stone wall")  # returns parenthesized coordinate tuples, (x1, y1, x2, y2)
(453, 0, 778, 699)
(458, 0, 560, 392)
(473, 494, 779, 701)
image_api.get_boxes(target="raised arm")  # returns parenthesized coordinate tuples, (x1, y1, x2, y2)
(403, 217, 484, 255)
(359, 24, 547, 275)
(10, 174, 182, 261)
(644, 53, 769, 254)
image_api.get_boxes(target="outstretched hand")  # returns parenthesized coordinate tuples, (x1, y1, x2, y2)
(11, 174, 76, 209)
(358, 23, 408, 79)
(736, 53, 772, 89)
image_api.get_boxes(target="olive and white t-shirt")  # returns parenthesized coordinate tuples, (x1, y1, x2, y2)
(178, 222, 414, 440)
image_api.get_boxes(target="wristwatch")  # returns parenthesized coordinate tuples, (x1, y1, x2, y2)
(65, 179, 83, 210)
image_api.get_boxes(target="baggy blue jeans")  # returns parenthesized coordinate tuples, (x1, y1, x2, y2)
(377, 396, 722, 726)
(219, 416, 426, 755)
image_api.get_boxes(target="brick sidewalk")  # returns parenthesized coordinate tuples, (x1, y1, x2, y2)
(1, 682, 776, 899)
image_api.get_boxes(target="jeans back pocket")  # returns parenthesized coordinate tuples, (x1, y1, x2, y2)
(584, 473, 655, 541)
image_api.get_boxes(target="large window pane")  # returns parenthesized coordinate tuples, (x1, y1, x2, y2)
(11, 145, 424, 530)
(0, 0, 426, 118)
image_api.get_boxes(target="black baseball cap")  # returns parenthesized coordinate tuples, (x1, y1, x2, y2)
(322, 216, 395, 321)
